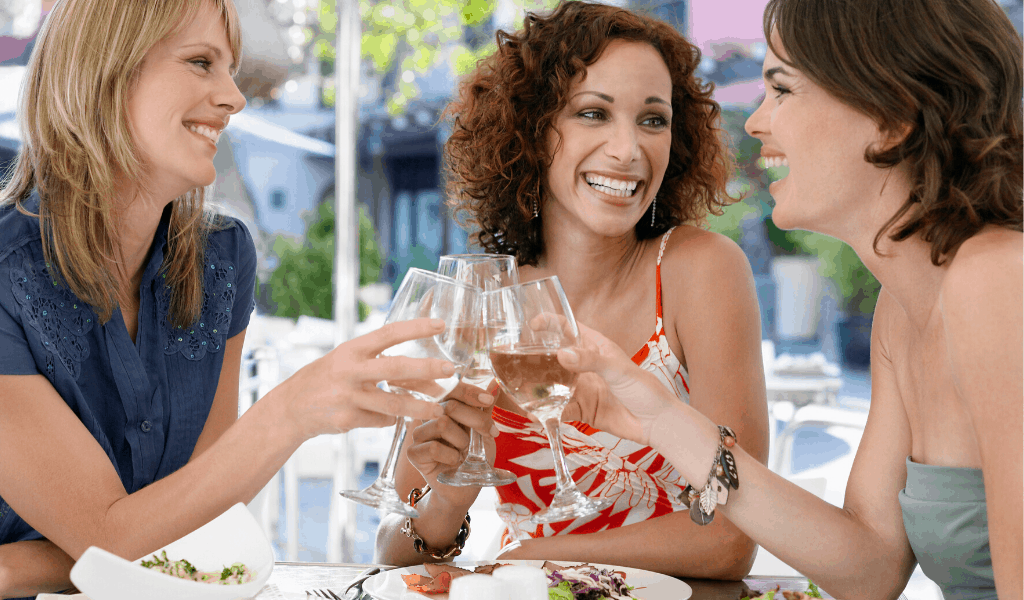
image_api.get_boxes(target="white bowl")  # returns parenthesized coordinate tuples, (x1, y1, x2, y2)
(70, 503, 273, 600)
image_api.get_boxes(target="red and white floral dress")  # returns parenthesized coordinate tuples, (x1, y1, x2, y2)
(491, 228, 691, 546)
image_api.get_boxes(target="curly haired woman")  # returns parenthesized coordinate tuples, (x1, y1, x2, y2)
(377, 0, 770, 578)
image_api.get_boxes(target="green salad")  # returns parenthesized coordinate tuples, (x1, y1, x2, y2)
(139, 550, 254, 585)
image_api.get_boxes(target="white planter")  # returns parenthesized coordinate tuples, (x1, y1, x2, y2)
(771, 256, 824, 340)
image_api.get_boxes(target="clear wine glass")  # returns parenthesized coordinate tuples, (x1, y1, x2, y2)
(339, 268, 480, 517)
(436, 254, 519, 487)
(484, 276, 613, 524)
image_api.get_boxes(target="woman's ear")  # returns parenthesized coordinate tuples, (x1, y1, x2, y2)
(877, 122, 913, 153)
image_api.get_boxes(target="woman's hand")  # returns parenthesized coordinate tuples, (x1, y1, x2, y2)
(405, 383, 499, 506)
(276, 318, 453, 440)
(560, 323, 679, 445)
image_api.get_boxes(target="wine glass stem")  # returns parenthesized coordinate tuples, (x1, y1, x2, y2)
(466, 428, 486, 461)
(539, 411, 576, 493)
(379, 417, 410, 486)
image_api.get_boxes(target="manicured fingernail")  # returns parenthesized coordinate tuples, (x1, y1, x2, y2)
(560, 349, 579, 365)
(430, 318, 445, 328)
(433, 405, 445, 417)
(490, 425, 500, 437)
(479, 393, 495, 405)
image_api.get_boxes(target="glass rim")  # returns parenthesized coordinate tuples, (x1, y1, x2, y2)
(401, 267, 480, 293)
(482, 275, 562, 295)
(438, 253, 517, 262)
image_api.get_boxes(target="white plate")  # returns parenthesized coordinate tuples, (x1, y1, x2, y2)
(362, 560, 692, 600)
(70, 503, 274, 600)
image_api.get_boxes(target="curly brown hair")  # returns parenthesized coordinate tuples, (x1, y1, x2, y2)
(443, 0, 732, 266)
(765, 0, 1023, 265)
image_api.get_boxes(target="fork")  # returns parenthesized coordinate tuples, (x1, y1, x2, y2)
(305, 589, 344, 600)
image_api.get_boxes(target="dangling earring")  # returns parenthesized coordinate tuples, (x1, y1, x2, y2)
(650, 195, 657, 227)
(533, 198, 539, 219)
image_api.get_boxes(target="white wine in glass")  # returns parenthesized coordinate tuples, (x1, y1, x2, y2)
(485, 276, 613, 524)
(436, 254, 519, 487)
(338, 268, 480, 517)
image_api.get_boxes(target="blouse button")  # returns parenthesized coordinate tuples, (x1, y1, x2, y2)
(140, 420, 152, 433)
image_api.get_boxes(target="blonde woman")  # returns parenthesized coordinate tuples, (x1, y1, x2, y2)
(0, 1, 453, 597)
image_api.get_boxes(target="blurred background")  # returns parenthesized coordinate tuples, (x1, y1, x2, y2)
(1, 0, 1021, 592)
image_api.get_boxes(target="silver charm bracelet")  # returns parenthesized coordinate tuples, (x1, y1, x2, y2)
(678, 425, 739, 526)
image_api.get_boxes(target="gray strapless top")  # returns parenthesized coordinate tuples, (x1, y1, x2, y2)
(898, 456, 995, 600)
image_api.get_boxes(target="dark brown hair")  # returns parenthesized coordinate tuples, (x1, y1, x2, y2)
(444, 0, 732, 265)
(765, 0, 1023, 264)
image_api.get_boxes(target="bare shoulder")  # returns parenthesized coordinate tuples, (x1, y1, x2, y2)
(942, 227, 1022, 316)
(658, 225, 752, 282)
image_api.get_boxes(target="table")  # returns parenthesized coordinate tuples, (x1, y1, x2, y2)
(264, 562, 833, 599)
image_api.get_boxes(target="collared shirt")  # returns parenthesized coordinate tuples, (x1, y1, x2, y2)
(0, 193, 256, 546)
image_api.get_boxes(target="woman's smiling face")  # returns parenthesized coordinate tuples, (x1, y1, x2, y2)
(543, 39, 673, 238)
(744, 35, 894, 236)
(127, 2, 245, 199)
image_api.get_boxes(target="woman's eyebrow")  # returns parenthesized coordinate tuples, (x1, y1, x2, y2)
(571, 91, 670, 106)
(764, 65, 793, 80)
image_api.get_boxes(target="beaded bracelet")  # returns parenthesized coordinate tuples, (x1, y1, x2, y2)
(678, 425, 739, 526)
(401, 485, 472, 560)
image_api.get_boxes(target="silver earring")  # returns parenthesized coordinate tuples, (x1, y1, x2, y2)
(650, 195, 657, 227)
(533, 199, 539, 219)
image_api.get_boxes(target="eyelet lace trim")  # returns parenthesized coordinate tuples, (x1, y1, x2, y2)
(156, 247, 236, 361)
(9, 257, 95, 381)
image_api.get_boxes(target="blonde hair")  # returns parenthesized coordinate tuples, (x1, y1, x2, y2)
(1, 0, 243, 327)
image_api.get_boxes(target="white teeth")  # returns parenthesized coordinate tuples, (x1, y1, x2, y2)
(761, 156, 789, 169)
(584, 174, 639, 197)
(186, 123, 221, 144)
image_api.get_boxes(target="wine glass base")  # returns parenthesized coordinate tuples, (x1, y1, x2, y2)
(437, 459, 517, 487)
(339, 481, 420, 518)
(530, 489, 613, 524)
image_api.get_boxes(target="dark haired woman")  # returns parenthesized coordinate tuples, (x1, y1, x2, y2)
(376, 0, 769, 578)
(554, 0, 1022, 597)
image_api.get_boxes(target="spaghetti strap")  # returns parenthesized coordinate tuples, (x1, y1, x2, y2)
(657, 227, 676, 266)
(653, 227, 676, 322)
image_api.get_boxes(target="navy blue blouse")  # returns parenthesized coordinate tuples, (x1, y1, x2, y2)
(0, 194, 256, 547)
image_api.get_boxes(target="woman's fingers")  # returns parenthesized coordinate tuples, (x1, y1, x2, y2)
(440, 398, 499, 437)
(348, 318, 446, 357)
(369, 355, 456, 383)
(411, 415, 472, 451)
(355, 388, 444, 422)
(446, 381, 495, 409)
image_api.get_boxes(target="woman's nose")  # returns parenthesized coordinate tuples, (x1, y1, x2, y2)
(215, 73, 247, 115)
(605, 123, 641, 164)
(745, 95, 769, 138)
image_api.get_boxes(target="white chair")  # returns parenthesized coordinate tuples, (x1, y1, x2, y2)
(771, 403, 868, 475)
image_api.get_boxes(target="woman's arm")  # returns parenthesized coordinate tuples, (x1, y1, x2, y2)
(0, 540, 75, 599)
(565, 290, 918, 598)
(375, 386, 497, 566)
(0, 319, 449, 563)
(941, 242, 1023, 599)
(189, 331, 246, 461)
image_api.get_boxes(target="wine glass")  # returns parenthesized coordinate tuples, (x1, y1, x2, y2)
(339, 268, 480, 517)
(484, 276, 613, 524)
(436, 254, 519, 487)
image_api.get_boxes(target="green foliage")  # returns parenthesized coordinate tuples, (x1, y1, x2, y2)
(706, 200, 759, 245)
(267, 202, 384, 321)
(309, 0, 558, 110)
